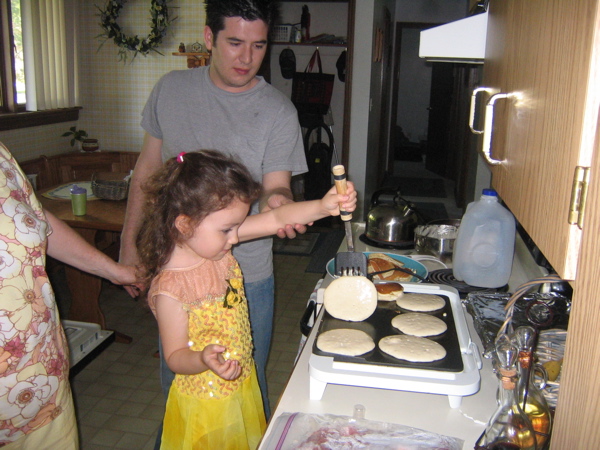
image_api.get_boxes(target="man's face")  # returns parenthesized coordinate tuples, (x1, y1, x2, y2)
(204, 16, 269, 93)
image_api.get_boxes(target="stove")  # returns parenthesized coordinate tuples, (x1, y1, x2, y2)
(427, 268, 508, 298)
(308, 283, 482, 408)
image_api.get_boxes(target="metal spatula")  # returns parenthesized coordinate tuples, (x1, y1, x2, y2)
(332, 165, 368, 276)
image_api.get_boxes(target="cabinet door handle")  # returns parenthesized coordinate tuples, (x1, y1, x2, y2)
(482, 92, 522, 165)
(469, 87, 499, 134)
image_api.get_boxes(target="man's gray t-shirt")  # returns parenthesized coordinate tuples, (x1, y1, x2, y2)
(141, 67, 307, 283)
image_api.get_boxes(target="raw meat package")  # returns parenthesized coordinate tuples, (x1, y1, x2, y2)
(262, 412, 463, 449)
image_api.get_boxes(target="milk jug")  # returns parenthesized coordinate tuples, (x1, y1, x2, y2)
(452, 189, 515, 288)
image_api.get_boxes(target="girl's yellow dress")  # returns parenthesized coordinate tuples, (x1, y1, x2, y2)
(148, 253, 266, 449)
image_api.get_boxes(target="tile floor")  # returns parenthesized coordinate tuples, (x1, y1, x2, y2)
(70, 253, 324, 449)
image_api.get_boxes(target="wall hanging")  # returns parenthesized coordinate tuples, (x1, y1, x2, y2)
(97, 0, 176, 62)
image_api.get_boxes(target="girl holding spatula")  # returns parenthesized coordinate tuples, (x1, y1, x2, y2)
(136, 150, 356, 448)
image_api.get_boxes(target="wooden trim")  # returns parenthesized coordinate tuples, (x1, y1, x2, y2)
(341, 0, 355, 172)
(0, 107, 82, 131)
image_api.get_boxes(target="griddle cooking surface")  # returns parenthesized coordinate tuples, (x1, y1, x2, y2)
(312, 295, 464, 373)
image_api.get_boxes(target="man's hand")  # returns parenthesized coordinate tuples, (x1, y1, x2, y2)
(266, 193, 310, 239)
(119, 245, 144, 297)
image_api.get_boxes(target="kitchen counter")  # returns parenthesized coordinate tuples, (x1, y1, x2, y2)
(259, 223, 547, 448)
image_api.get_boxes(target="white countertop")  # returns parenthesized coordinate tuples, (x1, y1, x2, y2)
(259, 225, 493, 448)
(259, 223, 546, 448)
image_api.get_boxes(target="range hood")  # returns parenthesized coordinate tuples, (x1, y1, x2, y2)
(419, 12, 488, 64)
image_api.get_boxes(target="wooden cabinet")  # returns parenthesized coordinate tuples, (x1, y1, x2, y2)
(480, 1, 600, 447)
(480, 0, 599, 281)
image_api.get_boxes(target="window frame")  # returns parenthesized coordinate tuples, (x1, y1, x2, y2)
(0, 0, 79, 131)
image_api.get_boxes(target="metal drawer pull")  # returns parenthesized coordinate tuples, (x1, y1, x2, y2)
(482, 92, 522, 165)
(469, 87, 499, 134)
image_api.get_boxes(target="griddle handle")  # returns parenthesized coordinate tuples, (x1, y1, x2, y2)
(300, 300, 316, 337)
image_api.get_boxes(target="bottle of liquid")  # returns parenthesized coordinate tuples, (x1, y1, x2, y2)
(301, 5, 310, 42)
(452, 188, 516, 288)
(513, 327, 552, 449)
(475, 338, 537, 450)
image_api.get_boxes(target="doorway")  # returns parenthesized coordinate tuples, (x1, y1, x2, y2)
(388, 22, 482, 210)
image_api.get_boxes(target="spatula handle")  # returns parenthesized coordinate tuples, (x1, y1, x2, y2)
(332, 165, 352, 222)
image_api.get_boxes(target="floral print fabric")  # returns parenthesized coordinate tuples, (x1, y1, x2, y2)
(0, 144, 70, 444)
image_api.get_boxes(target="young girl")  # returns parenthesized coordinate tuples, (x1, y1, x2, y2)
(136, 150, 356, 449)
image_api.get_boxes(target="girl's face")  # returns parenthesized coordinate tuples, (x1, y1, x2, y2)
(177, 198, 250, 261)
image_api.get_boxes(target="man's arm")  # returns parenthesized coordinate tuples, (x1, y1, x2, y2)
(260, 170, 308, 239)
(119, 133, 164, 291)
(45, 210, 139, 294)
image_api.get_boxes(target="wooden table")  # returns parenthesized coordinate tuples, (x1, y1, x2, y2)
(39, 188, 132, 343)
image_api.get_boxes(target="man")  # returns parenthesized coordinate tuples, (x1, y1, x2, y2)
(119, 0, 307, 421)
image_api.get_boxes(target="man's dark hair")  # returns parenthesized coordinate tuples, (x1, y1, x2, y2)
(205, 0, 279, 37)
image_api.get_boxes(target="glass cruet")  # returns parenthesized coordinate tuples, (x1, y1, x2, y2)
(475, 337, 537, 450)
(513, 326, 552, 449)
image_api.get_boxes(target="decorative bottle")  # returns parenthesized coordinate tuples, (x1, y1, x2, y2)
(301, 5, 310, 42)
(475, 337, 537, 450)
(513, 326, 552, 449)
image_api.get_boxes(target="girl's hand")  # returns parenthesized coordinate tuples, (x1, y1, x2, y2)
(322, 181, 358, 216)
(200, 344, 242, 381)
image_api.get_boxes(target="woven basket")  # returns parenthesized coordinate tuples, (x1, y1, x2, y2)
(91, 172, 130, 200)
(271, 24, 293, 42)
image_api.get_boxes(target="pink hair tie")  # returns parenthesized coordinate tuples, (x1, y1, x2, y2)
(177, 152, 186, 163)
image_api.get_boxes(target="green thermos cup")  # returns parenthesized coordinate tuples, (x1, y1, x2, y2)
(70, 184, 87, 216)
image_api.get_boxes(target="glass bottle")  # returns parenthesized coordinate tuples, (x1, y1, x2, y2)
(513, 326, 552, 449)
(475, 338, 537, 450)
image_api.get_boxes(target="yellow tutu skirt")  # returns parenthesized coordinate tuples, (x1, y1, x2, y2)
(161, 367, 266, 449)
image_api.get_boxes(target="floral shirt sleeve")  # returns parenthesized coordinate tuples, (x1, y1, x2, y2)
(0, 143, 68, 444)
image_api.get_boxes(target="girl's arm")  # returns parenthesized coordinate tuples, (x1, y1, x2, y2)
(155, 294, 241, 380)
(238, 182, 357, 242)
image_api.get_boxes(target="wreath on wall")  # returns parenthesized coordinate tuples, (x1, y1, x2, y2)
(97, 0, 176, 62)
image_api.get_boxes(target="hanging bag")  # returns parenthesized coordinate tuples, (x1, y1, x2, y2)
(291, 48, 335, 115)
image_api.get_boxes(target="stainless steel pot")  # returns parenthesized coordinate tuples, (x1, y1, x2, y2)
(365, 189, 423, 246)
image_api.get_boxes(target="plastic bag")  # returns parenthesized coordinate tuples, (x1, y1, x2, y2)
(262, 412, 464, 449)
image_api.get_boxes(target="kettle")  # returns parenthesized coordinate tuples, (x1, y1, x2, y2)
(365, 188, 424, 246)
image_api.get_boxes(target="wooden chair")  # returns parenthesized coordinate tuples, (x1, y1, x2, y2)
(19, 150, 139, 188)
(56, 151, 138, 183)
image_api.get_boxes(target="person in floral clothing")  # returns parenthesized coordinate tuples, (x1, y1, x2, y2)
(0, 141, 138, 448)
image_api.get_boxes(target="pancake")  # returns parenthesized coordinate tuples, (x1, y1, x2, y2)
(375, 282, 404, 301)
(379, 335, 446, 362)
(396, 293, 445, 312)
(316, 329, 375, 356)
(323, 276, 377, 321)
(391, 312, 447, 337)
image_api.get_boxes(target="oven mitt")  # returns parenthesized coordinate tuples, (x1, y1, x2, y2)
(279, 48, 296, 79)
(336, 50, 347, 82)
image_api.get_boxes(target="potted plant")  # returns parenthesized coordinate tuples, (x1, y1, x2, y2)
(61, 127, 99, 152)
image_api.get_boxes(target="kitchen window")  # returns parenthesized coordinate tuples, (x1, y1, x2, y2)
(0, 0, 80, 131)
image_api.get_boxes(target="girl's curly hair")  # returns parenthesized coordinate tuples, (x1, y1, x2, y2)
(136, 150, 261, 288)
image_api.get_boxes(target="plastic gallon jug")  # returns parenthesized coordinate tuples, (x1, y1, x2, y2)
(452, 189, 516, 288)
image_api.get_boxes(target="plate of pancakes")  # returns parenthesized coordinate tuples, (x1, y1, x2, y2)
(326, 252, 428, 283)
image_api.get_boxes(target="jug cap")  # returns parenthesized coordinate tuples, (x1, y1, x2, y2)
(70, 184, 86, 195)
(482, 188, 498, 197)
